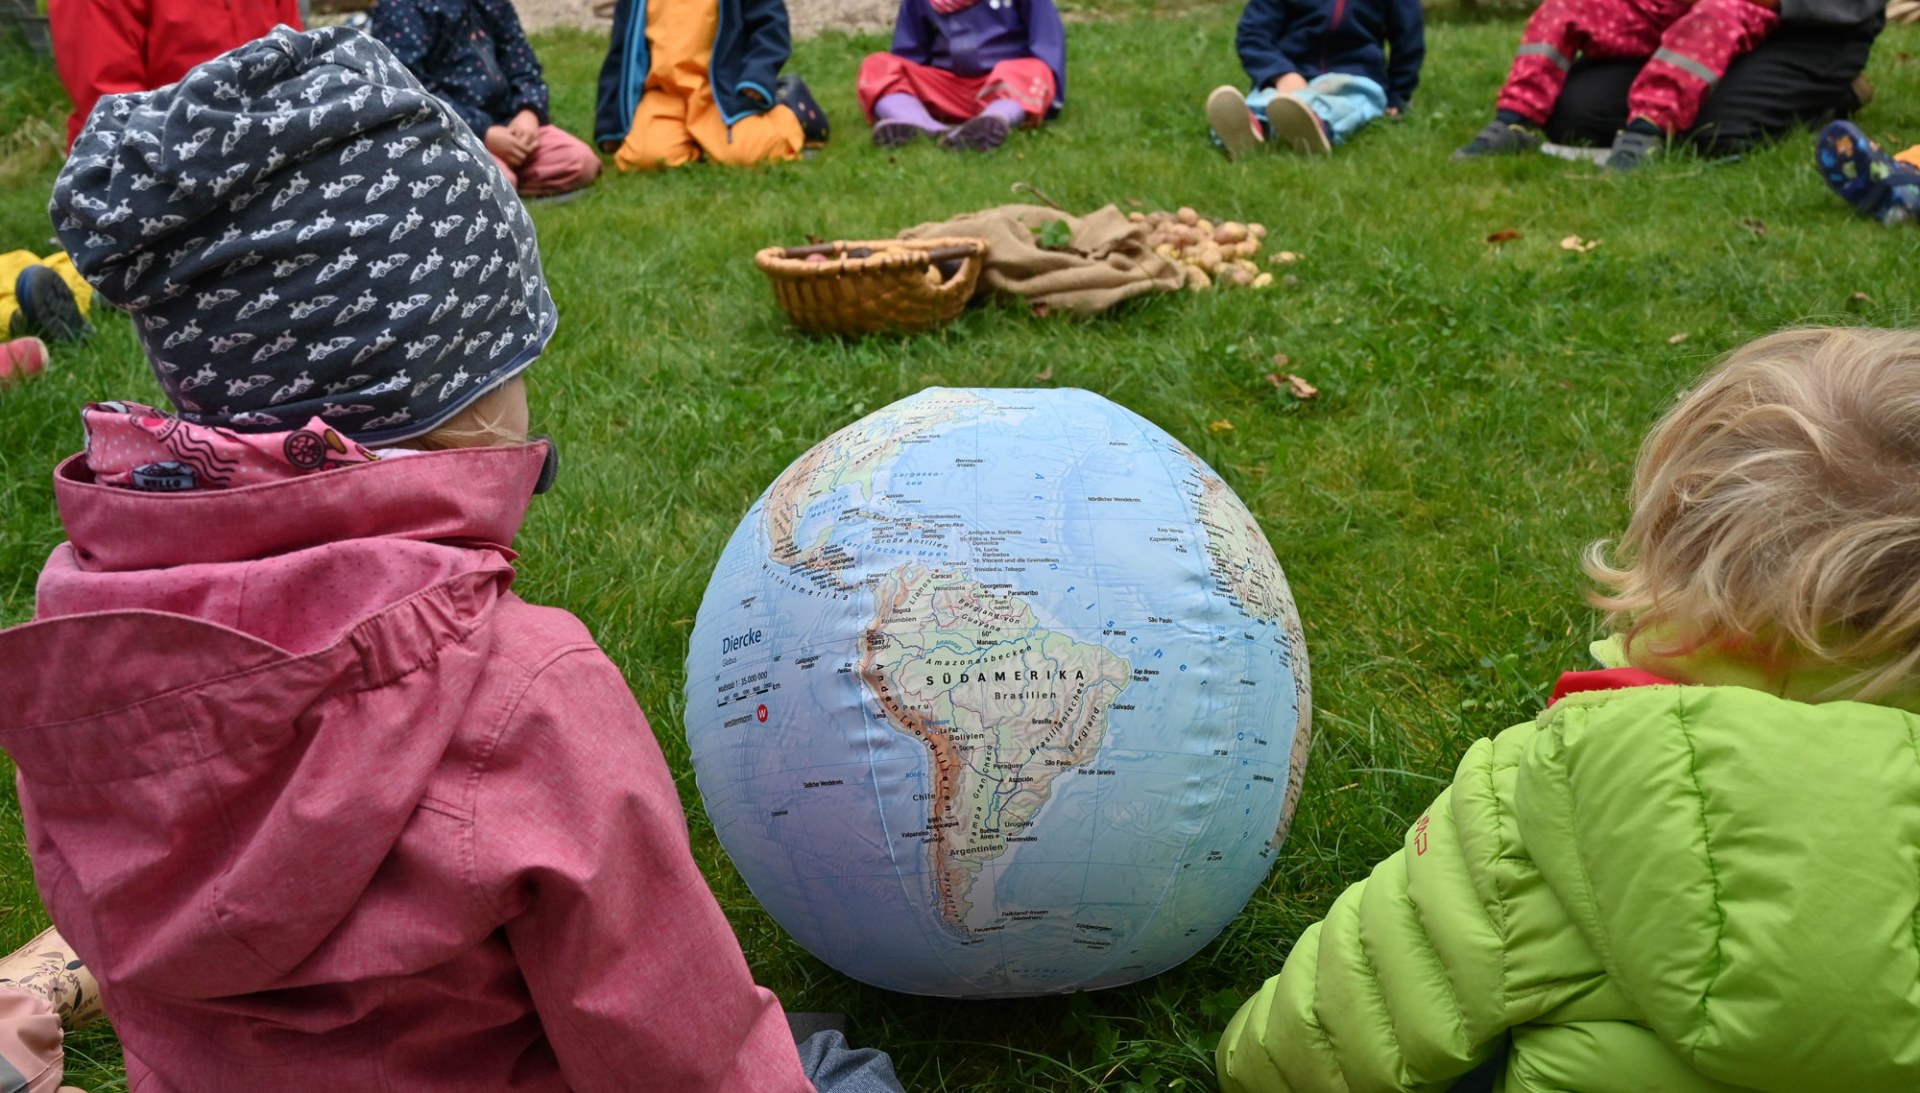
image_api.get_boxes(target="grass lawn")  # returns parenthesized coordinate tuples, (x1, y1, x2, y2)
(2, 7, 1918, 1090)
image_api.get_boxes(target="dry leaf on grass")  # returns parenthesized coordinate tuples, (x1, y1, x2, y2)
(1036, 364, 1054, 381)
(1271, 251, 1300, 265)
(1667, 332, 1689, 345)
(1271, 352, 1291, 369)
(1486, 229, 1523, 244)
(1283, 374, 1319, 400)
(1559, 235, 1600, 253)
(1741, 219, 1767, 236)
(1030, 301, 1051, 318)
(1209, 419, 1235, 432)
(1852, 291, 1873, 304)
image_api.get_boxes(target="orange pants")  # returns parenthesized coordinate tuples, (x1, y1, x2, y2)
(613, 0, 802, 170)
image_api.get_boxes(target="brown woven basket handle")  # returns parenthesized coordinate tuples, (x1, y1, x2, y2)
(778, 241, 982, 263)
(922, 245, 980, 263)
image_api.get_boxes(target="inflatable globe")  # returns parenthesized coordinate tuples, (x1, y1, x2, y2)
(684, 388, 1311, 997)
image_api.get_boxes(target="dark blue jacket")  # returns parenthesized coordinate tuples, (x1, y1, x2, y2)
(593, 0, 791, 147)
(371, 0, 551, 135)
(1236, 0, 1424, 111)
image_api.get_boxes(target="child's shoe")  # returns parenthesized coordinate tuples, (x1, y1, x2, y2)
(1206, 85, 1266, 161)
(1817, 120, 1920, 225)
(9, 265, 90, 342)
(0, 336, 47, 388)
(1603, 120, 1664, 171)
(942, 113, 1010, 151)
(874, 120, 940, 148)
(1264, 94, 1330, 155)
(1452, 118, 1542, 160)
(776, 75, 830, 147)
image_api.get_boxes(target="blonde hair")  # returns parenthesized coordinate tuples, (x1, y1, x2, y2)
(1585, 327, 1920, 702)
(410, 376, 529, 451)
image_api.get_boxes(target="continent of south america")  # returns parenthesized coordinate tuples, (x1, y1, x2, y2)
(860, 565, 1130, 934)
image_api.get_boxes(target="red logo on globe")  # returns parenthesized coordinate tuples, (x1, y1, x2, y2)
(756, 704, 769, 723)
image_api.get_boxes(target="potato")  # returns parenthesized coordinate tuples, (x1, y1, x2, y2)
(1186, 267, 1213, 291)
(1196, 219, 1214, 235)
(1252, 272, 1274, 288)
(1249, 223, 1268, 240)
(1227, 267, 1253, 286)
(1177, 206, 1199, 226)
(1154, 243, 1179, 260)
(1128, 211, 1146, 223)
(1215, 222, 1248, 245)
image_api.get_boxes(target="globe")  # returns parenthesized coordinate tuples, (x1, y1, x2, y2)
(684, 388, 1311, 998)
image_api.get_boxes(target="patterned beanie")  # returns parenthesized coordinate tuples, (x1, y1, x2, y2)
(50, 25, 556, 444)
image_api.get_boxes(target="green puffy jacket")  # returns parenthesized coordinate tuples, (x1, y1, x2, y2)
(1217, 674, 1920, 1092)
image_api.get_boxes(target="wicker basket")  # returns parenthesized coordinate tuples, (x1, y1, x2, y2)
(754, 237, 989, 337)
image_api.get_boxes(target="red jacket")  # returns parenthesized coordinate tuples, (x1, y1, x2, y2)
(0, 444, 814, 1091)
(49, 0, 303, 149)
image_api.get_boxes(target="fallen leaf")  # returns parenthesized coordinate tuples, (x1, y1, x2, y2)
(1667, 332, 1689, 345)
(1486, 229, 1523, 244)
(1283, 374, 1319, 400)
(1740, 218, 1767, 236)
(1559, 235, 1600, 253)
(1853, 291, 1873, 303)
(1281, 274, 1300, 288)
(1264, 373, 1285, 389)
(1271, 352, 1291, 368)
(805, 233, 825, 245)
(1036, 363, 1054, 381)
(1272, 250, 1300, 264)
(1029, 300, 1051, 319)
(1125, 197, 1145, 207)
(1556, 379, 1575, 390)
(1209, 419, 1236, 432)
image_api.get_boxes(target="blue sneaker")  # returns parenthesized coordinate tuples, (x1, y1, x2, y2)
(1816, 120, 1920, 225)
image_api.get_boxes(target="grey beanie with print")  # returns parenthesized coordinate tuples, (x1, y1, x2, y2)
(49, 25, 556, 444)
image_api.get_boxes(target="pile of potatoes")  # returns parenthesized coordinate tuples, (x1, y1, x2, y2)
(1128, 207, 1275, 291)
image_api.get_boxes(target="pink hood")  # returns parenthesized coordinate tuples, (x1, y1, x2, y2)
(1, 444, 543, 997)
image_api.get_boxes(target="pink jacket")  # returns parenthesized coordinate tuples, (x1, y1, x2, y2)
(0, 444, 815, 1092)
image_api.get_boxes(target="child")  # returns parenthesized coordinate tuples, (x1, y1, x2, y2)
(855, 0, 1066, 152)
(592, 0, 829, 171)
(372, 0, 602, 198)
(47, 0, 299, 150)
(1216, 327, 1920, 1091)
(1204, 0, 1423, 159)
(1452, 0, 1779, 170)
(1816, 120, 1920, 226)
(0, 27, 900, 1092)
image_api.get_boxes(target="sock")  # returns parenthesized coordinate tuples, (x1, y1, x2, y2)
(875, 93, 946, 133)
(980, 98, 1028, 127)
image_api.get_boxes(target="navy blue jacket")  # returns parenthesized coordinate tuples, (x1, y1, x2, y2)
(371, 0, 551, 135)
(1236, 0, 1424, 111)
(593, 0, 791, 147)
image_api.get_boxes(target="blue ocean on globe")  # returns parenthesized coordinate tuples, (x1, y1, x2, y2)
(685, 388, 1311, 998)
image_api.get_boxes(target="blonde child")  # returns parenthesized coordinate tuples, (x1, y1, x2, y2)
(1217, 327, 1920, 1091)
(0, 27, 899, 1092)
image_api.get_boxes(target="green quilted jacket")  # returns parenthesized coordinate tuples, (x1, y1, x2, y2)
(1217, 674, 1920, 1092)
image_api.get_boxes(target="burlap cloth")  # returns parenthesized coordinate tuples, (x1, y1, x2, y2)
(900, 204, 1185, 313)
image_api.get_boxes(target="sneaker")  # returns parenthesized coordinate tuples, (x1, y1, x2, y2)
(941, 113, 1010, 153)
(0, 336, 47, 388)
(1206, 85, 1266, 161)
(1816, 120, 1920, 225)
(873, 119, 941, 148)
(10, 265, 90, 342)
(1452, 119, 1542, 160)
(1603, 126, 1663, 171)
(1264, 93, 1330, 155)
(775, 75, 830, 147)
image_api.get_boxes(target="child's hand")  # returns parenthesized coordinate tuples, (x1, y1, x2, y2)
(485, 124, 534, 167)
(508, 109, 543, 152)
(1274, 73, 1309, 94)
(1386, 106, 1403, 119)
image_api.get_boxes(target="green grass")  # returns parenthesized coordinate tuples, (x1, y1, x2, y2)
(3, 10, 1919, 1090)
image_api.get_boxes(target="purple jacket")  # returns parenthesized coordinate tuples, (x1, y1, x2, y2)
(891, 0, 1067, 116)
(0, 444, 814, 1092)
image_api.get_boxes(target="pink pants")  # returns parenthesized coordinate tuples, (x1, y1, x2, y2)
(856, 54, 1055, 125)
(489, 125, 603, 197)
(0, 988, 80, 1093)
(1497, 0, 1779, 132)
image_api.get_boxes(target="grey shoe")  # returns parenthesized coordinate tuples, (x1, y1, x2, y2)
(1206, 85, 1266, 161)
(1452, 119, 1542, 160)
(1603, 127, 1663, 171)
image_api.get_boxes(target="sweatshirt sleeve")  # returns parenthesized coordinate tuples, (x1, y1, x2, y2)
(1216, 723, 1606, 1093)
(1022, 0, 1069, 113)
(473, 647, 815, 1093)
(1235, 0, 1298, 91)
(731, 0, 793, 111)
(481, 0, 552, 124)
(889, 0, 938, 66)
(1383, 0, 1425, 109)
